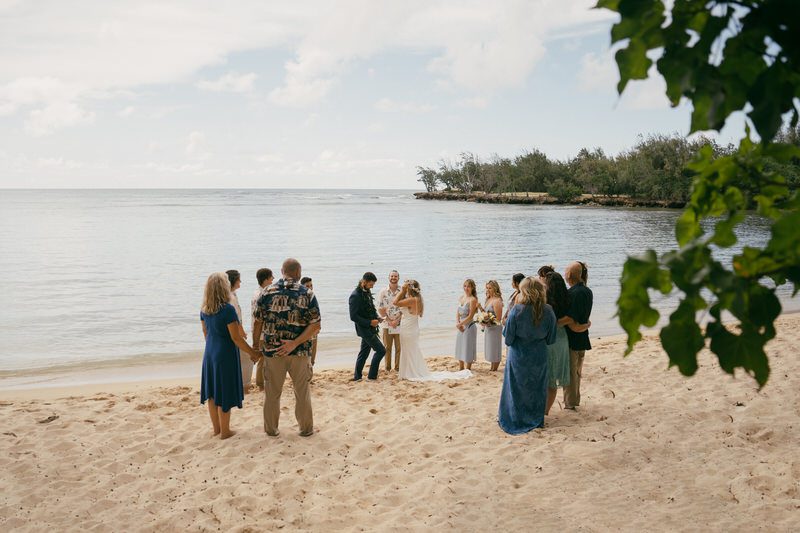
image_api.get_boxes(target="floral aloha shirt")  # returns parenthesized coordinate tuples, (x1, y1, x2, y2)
(254, 278, 321, 357)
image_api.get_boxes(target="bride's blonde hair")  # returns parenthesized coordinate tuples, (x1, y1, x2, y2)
(406, 279, 424, 317)
(516, 277, 546, 326)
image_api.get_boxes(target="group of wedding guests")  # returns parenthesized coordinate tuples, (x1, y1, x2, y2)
(495, 262, 593, 434)
(353, 264, 593, 434)
(200, 259, 320, 439)
(199, 257, 593, 440)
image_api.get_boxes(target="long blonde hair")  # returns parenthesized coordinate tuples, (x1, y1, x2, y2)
(463, 278, 477, 299)
(407, 279, 424, 317)
(516, 277, 546, 326)
(202, 272, 231, 315)
(485, 279, 502, 300)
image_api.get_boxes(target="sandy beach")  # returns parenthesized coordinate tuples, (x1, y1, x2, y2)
(2, 315, 799, 532)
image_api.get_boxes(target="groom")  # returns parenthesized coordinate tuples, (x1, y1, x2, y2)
(349, 272, 386, 381)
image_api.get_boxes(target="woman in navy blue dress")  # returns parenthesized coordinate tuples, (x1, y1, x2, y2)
(498, 277, 557, 434)
(200, 272, 260, 439)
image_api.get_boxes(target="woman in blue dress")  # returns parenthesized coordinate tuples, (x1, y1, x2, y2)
(498, 277, 557, 434)
(200, 272, 260, 440)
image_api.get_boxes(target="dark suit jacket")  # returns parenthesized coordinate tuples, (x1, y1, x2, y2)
(349, 286, 379, 338)
(566, 282, 593, 351)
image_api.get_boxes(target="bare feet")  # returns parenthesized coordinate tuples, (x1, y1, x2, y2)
(211, 429, 221, 437)
(220, 430, 236, 440)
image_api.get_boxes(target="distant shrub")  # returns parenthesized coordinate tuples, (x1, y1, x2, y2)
(546, 179, 582, 202)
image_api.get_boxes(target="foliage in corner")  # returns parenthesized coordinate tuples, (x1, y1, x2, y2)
(599, 0, 800, 386)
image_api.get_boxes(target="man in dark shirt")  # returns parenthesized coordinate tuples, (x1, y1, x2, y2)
(253, 258, 321, 437)
(564, 261, 593, 409)
(349, 272, 386, 381)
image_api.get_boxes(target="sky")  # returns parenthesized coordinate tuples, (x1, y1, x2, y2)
(0, 0, 747, 189)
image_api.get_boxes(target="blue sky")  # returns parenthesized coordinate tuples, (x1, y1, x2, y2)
(0, 0, 747, 189)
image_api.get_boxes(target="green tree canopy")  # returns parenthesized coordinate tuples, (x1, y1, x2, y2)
(600, 0, 800, 386)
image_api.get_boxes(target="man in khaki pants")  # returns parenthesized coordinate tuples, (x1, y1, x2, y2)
(377, 270, 402, 371)
(252, 258, 321, 437)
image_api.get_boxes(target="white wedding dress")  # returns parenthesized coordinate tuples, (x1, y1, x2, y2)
(398, 308, 472, 382)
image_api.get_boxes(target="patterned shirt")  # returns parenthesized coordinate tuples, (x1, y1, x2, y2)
(251, 285, 267, 335)
(254, 278, 321, 357)
(377, 286, 402, 334)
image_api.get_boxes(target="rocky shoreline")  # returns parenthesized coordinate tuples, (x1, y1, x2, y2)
(413, 191, 686, 208)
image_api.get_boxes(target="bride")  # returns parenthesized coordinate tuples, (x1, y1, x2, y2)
(393, 280, 472, 382)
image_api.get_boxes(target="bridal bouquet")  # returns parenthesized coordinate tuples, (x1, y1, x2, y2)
(474, 311, 500, 326)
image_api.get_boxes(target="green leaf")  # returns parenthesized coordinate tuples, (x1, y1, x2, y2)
(685, 10, 709, 33)
(688, 89, 713, 132)
(765, 209, 800, 257)
(707, 323, 771, 387)
(595, 0, 620, 10)
(596, 0, 800, 388)
(615, 40, 652, 93)
(746, 285, 781, 329)
(748, 64, 797, 143)
(618, 250, 672, 355)
(763, 143, 800, 161)
(657, 49, 695, 106)
(660, 300, 704, 376)
(711, 211, 744, 248)
(675, 208, 702, 246)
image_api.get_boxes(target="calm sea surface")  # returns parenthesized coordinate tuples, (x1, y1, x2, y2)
(1, 189, 796, 384)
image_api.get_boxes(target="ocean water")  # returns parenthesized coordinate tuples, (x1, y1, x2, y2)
(0, 189, 796, 385)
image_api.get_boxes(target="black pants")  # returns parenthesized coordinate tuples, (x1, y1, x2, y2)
(354, 333, 386, 380)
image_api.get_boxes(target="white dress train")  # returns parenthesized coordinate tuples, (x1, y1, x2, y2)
(398, 308, 472, 382)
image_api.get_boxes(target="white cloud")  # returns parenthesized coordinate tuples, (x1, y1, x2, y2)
(253, 148, 406, 177)
(135, 161, 232, 180)
(267, 1, 606, 105)
(25, 101, 95, 136)
(0, 77, 94, 136)
(577, 51, 617, 92)
(148, 105, 185, 119)
(0, 0, 608, 127)
(622, 76, 671, 110)
(577, 51, 671, 110)
(186, 131, 207, 157)
(255, 153, 283, 163)
(269, 75, 334, 107)
(118, 106, 136, 117)
(7, 76, 82, 102)
(303, 113, 320, 128)
(455, 97, 488, 109)
(196, 72, 257, 93)
(35, 156, 84, 169)
(374, 98, 436, 113)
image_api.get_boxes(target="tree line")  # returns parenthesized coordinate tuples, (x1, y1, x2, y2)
(416, 127, 800, 203)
